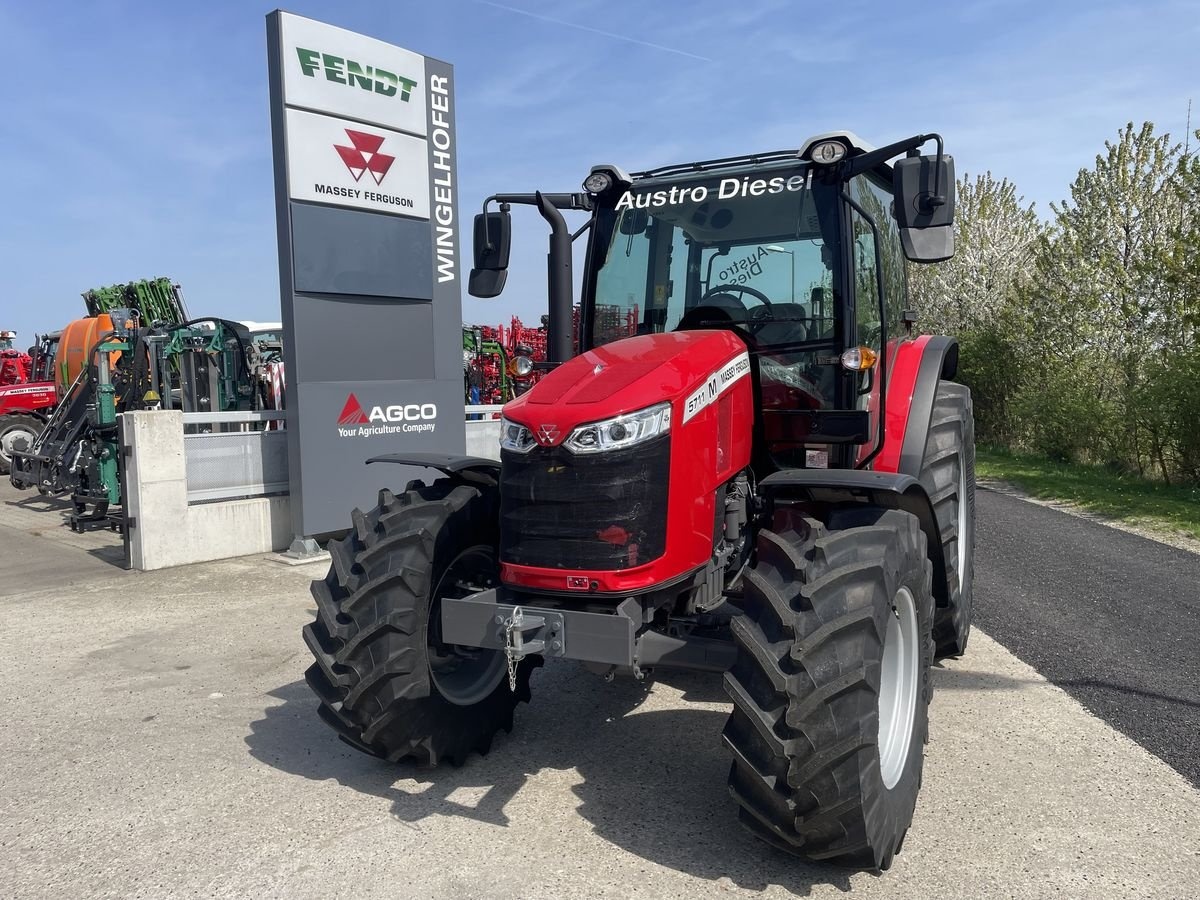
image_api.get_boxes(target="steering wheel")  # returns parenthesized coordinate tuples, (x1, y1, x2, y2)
(701, 283, 773, 310)
(701, 283, 776, 334)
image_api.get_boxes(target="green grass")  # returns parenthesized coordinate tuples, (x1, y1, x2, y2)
(976, 446, 1200, 542)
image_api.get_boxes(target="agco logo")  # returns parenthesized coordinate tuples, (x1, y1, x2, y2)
(295, 47, 417, 101)
(337, 393, 437, 437)
(334, 129, 395, 185)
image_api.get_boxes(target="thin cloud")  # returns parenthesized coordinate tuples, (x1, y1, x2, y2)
(474, 1, 712, 62)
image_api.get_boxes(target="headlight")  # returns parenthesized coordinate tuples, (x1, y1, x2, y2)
(512, 355, 534, 377)
(565, 402, 671, 454)
(499, 416, 536, 453)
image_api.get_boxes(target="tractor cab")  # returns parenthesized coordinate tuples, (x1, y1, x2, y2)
(471, 132, 955, 476)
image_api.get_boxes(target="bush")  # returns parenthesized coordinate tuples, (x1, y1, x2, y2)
(1011, 361, 1109, 463)
(1137, 348, 1200, 483)
(956, 327, 1024, 444)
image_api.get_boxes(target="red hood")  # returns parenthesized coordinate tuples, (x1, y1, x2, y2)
(504, 330, 748, 445)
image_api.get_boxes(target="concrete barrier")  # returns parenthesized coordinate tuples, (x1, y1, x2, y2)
(123, 406, 502, 570)
(123, 411, 290, 570)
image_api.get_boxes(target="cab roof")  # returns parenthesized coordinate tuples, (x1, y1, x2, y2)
(628, 131, 891, 182)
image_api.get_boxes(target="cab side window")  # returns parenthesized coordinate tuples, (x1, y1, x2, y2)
(849, 175, 907, 342)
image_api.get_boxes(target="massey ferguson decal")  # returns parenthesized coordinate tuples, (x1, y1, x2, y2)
(284, 107, 430, 217)
(682, 352, 751, 424)
(336, 392, 437, 437)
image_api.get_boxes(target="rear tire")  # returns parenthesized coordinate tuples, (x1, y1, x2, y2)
(302, 481, 539, 766)
(0, 414, 42, 476)
(723, 506, 934, 870)
(919, 382, 976, 659)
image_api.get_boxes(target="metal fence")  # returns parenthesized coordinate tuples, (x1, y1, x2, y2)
(181, 406, 500, 503)
(182, 411, 289, 504)
(465, 404, 504, 461)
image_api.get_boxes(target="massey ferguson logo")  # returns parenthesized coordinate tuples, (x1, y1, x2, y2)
(334, 129, 395, 185)
(337, 393, 437, 438)
(537, 424, 560, 445)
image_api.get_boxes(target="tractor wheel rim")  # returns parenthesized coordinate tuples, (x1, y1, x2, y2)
(878, 586, 919, 790)
(957, 459, 968, 591)
(0, 426, 36, 462)
(428, 546, 508, 706)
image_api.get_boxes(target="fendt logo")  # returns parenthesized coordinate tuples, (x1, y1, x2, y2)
(337, 393, 437, 438)
(334, 129, 395, 185)
(295, 47, 417, 101)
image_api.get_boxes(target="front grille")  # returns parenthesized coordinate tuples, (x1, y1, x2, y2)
(500, 434, 670, 570)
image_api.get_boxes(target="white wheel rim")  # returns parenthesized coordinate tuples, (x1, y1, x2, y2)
(0, 425, 37, 462)
(956, 460, 968, 591)
(878, 586, 919, 790)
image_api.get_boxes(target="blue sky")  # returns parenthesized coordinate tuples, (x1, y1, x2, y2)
(0, 0, 1195, 344)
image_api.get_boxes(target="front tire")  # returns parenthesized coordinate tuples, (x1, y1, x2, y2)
(723, 506, 934, 870)
(302, 481, 538, 766)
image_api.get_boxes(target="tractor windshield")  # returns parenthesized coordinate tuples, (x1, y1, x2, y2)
(584, 165, 843, 353)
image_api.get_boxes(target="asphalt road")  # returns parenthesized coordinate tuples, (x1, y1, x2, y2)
(974, 487, 1200, 789)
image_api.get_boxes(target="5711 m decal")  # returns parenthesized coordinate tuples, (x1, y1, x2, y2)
(682, 352, 751, 424)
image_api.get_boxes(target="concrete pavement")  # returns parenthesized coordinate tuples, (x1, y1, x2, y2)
(1, 480, 1198, 898)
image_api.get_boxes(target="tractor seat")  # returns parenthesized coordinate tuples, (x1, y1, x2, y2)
(750, 302, 810, 348)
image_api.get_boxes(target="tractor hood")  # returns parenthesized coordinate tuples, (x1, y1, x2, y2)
(504, 330, 749, 445)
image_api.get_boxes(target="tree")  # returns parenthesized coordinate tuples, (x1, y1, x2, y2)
(908, 172, 1042, 336)
(907, 173, 1042, 443)
(1030, 122, 1187, 472)
(1155, 129, 1200, 343)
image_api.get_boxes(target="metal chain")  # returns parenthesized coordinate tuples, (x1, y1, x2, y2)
(504, 608, 521, 692)
(504, 643, 518, 696)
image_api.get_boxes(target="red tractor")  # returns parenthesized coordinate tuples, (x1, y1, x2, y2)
(302, 132, 975, 870)
(0, 331, 59, 476)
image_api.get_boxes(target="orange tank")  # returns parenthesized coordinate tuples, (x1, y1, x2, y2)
(58, 314, 116, 394)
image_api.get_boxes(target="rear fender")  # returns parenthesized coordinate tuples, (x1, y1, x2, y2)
(758, 469, 947, 607)
(875, 335, 958, 476)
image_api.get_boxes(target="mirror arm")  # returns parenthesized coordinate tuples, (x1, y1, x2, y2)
(843, 132, 944, 197)
(477, 197, 512, 252)
(484, 192, 590, 212)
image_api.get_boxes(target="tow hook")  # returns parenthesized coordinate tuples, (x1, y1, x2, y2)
(501, 606, 556, 691)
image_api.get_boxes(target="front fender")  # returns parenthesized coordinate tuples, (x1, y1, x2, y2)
(366, 452, 500, 487)
(758, 468, 947, 607)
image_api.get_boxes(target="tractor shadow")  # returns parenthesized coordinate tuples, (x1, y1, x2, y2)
(246, 667, 855, 895)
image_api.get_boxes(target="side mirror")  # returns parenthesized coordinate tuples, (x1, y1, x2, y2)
(893, 154, 955, 263)
(468, 210, 512, 298)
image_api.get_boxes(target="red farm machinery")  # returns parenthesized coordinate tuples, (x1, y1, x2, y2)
(464, 309, 638, 404)
(302, 132, 975, 870)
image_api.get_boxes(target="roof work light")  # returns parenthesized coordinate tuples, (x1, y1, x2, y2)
(810, 140, 848, 164)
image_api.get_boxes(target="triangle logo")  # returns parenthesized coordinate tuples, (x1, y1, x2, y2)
(338, 393, 369, 425)
(334, 129, 396, 185)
